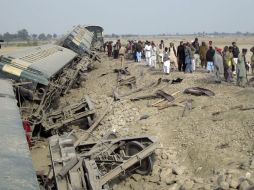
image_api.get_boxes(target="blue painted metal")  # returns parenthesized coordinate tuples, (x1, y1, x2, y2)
(0, 79, 40, 190)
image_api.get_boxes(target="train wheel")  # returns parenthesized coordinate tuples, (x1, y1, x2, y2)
(125, 141, 153, 175)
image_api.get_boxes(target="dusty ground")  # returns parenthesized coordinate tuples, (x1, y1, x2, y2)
(1, 37, 254, 189)
(31, 54, 254, 189)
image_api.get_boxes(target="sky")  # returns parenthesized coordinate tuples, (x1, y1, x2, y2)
(0, 0, 253, 35)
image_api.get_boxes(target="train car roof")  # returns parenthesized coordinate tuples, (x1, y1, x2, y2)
(0, 44, 78, 85)
(0, 79, 40, 190)
(85, 25, 104, 31)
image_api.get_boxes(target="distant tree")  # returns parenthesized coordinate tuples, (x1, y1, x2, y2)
(53, 33, 57, 38)
(38, 33, 47, 40)
(111, 33, 119, 38)
(0, 34, 3, 40)
(244, 32, 250, 36)
(3, 32, 12, 41)
(31, 34, 37, 39)
(46, 34, 52, 40)
(17, 29, 29, 40)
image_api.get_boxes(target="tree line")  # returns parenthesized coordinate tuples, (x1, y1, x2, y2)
(0, 29, 58, 42)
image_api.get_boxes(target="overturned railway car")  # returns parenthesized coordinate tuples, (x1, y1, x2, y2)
(0, 44, 94, 134)
(0, 79, 39, 190)
(62, 25, 94, 56)
(85, 25, 104, 50)
(0, 44, 78, 93)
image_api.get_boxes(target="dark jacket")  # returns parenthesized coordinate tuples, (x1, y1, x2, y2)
(177, 45, 185, 60)
(136, 44, 142, 52)
(206, 48, 215, 62)
(232, 46, 240, 58)
(192, 41, 200, 54)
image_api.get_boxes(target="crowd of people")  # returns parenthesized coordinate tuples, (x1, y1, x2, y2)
(103, 38, 254, 87)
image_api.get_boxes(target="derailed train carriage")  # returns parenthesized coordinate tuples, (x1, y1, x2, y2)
(0, 79, 39, 190)
(0, 25, 102, 136)
(85, 25, 104, 50)
(62, 25, 94, 55)
(0, 44, 96, 135)
(0, 44, 78, 97)
(0, 26, 103, 135)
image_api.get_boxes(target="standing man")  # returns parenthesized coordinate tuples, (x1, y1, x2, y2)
(213, 48, 224, 83)
(119, 45, 126, 68)
(223, 46, 234, 82)
(250, 46, 254, 75)
(192, 38, 200, 68)
(158, 40, 165, 64)
(199, 42, 208, 68)
(115, 39, 121, 58)
(184, 42, 193, 73)
(232, 42, 240, 74)
(151, 42, 157, 68)
(236, 48, 248, 87)
(177, 41, 185, 72)
(206, 46, 215, 73)
(208, 41, 213, 48)
(169, 42, 177, 71)
(107, 41, 113, 57)
(158, 44, 163, 65)
(163, 47, 170, 74)
(144, 41, 152, 66)
(159, 40, 165, 49)
(136, 41, 142, 63)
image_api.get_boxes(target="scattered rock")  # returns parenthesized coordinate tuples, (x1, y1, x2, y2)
(229, 178, 239, 189)
(164, 174, 177, 185)
(161, 152, 169, 160)
(250, 158, 254, 169)
(219, 181, 230, 190)
(140, 115, 149, 120)
(160, 168, 173, 182)
(152, 165, 161, 177)
(239, 180, 250, 190)
(217, 175, 226, 185)
(193, 177, 204, 184)
(180, 179, 194, 190)
(172, 166, 185, 175)
(239, 162, 249, 170)
(246, 172, 252, 180)
(225, 174, 232, 184)
(168, 183, 181, 190)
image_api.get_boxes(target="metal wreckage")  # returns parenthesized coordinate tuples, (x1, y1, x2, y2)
(0, 25, 157, 190)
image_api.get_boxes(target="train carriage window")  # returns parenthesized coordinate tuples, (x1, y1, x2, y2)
(96, 32, 102, 38)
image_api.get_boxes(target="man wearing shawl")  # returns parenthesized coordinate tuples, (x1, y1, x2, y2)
(236, 49, 248, 87)
(214, 47, 224, 83)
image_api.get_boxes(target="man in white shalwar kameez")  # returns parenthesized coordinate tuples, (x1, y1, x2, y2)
(151, 42, 157, 68)
(144, 41, 152, 66)
(163, 47, 170, 74)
